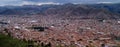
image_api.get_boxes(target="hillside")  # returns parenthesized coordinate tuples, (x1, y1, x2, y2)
(0, 3, 120, 19)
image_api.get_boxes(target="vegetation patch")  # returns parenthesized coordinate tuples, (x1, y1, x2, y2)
(0, 33, 28, 47)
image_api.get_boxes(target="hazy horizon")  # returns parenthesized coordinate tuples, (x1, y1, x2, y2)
(0, 0, 120, 6)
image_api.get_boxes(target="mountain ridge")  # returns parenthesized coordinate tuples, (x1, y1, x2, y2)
(0, 3, 120, 19)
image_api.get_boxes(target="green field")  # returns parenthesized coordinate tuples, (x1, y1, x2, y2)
(0, 34, 28, 47)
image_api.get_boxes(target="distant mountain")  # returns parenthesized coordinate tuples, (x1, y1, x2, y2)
(88, 3, 120, 14)
(0, 5, 57, 15)
(0, 3, 120, 19)
(41, 3, 120, 19)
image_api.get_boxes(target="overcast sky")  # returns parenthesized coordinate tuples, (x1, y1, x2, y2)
(0, 0, 120, 6)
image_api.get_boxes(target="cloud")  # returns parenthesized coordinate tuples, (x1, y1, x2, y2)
(97, 2, 115, 4)
(23, 0, 120, 4)
(24, 0, 119, 2)
(21, 1, 60, 5)
(0, 0, 22, 6)
(0, 0, 120, 6)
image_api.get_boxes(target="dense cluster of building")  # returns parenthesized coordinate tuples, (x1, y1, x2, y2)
(0, 15, 120, 47)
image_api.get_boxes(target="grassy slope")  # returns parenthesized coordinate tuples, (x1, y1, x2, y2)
(0, 34, 28, 47)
